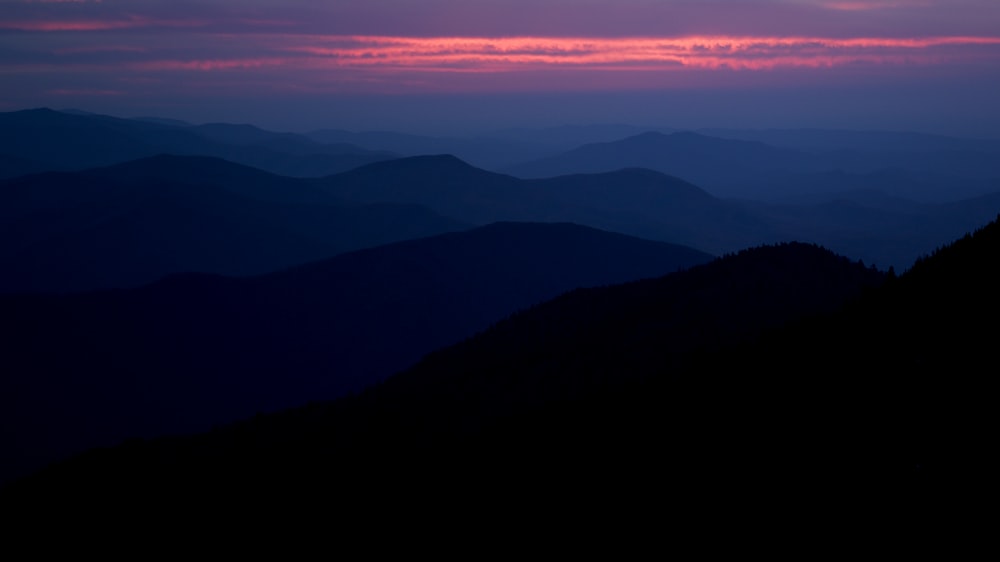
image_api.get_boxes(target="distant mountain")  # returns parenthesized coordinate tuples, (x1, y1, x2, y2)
(305, 128, 554, 171)
(0, 155, 465, 292)
(321, 154, 1000, 271)
(485, 123, 675, 147)
(507, 130, 1000, 202)
(306, 124, 678, 171)
(699, 127, 1000, 153)
(8, 212, 998, 512)
(505, 131, 822, 187)
(0, 221, 712, 486)
(0, 108, 397, 178)
(323, 155, 781, 254)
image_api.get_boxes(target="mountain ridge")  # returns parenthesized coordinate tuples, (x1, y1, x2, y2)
(0, 221, 712, 485)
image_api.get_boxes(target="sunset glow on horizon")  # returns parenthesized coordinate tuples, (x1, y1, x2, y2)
(3, 0, 1000, 134)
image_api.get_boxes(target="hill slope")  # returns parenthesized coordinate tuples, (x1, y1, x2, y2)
(0, 237, 891, 504)
(0, 222, 711, 485)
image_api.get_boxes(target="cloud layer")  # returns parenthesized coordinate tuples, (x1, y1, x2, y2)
(2, 0, 999, 133)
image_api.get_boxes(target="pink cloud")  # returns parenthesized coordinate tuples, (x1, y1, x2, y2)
(52, 45, 147, 55)
(277, 35, 1000, 72)
(0, 16, 206, 32)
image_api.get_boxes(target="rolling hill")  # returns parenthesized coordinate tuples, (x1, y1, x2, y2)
(6, 213, 996, 514)
(0, 221, 712, 485)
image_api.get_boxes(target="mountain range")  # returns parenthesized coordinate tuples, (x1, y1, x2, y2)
(506, 130, 1000, 203)
(0, 221, 710, 485)
(4, 142, 1000, 293)
(8, 211, 994, 512)
(0, 154, 466, 292)
(1, 107, 997, 519)
(0, 108, 398, 179)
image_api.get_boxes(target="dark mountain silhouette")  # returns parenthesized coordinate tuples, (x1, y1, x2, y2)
(8, 109, 996, 270)
(88, 153, 340, 204)
(0, 237, 891, 511)
(323, 154, 1000, 271)
(0, 155, 465, 292)
(323, 155, 782, 253)
(0, 153, 48, 180)
(0, 108, 397, 178)
(0, 221, 711, 486)
(6, 213, 997, 514)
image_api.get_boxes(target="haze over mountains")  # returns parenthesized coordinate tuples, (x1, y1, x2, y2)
(0, 154, 466, 292)
(4, 108, 1000, 293)
(0, 108, 397, 180)
(507, 130, 1000, 203)
(1, 107, 998, 509)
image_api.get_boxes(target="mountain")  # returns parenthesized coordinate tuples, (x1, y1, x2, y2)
(322, 154, 783, 253)
(0, 155, 465, 293)
(304, 124, 685, 171)
(485, 123, 675, 147)
(506, 130, 1000, 202)
(0, 108, 397, 178)
(698, 127, 1000, 153)
(6, 213, 997, 515)
(322, 154, 1000, 271)
(0, 221, 712, 486)
(305, 128, 556, 171)
(0, 154, 48, 180)
(505, 131, 823, 189)
(0, 237, 886, 510)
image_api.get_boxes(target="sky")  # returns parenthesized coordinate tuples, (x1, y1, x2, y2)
(2, 0, 1000, 136)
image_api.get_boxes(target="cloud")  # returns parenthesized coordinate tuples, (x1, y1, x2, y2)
(275, 34, 1000, 73)
(0, 16, 206, 31)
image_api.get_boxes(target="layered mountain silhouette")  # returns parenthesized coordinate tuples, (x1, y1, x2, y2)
(0, 221, 711, 486)
(322, 154, 1000, 271)
(0, 154, 465, 292)
(699, 127, 1000, 154)
(0, 108, 397, 179)
(1, 233, 893, 509)
(3, 107, 998, 517)
(5, 148, 999, 294)
(506, 131, 824, 186)
(6, 213, 996, 513)
(506, 130, 1000, 203)
(305, 128, 556, 171)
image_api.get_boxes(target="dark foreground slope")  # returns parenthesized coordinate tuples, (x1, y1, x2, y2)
(1, 238, 896, 511)
(0, 222, 711, 486)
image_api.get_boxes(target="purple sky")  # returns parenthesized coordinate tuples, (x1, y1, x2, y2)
(3, 0, 1000, 136)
